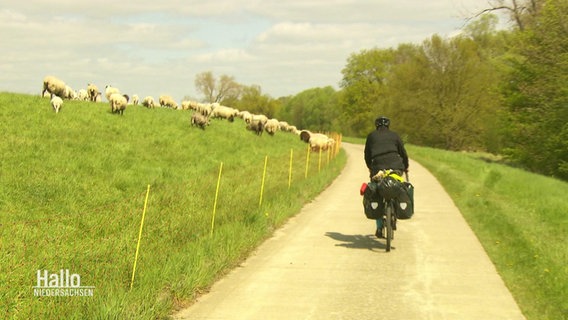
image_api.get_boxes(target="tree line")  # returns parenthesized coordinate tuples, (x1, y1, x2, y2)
(188, 0, 567, 181)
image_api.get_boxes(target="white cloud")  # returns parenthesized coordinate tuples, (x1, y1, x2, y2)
(0, 0, 509, 100)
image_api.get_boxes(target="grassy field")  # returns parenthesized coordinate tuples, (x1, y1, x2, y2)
(0, 93, 346, 319)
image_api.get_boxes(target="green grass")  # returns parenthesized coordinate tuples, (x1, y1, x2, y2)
(0, 93, 346, 319)
(408, 145, 568, 320)
(345, 136, 567, 319)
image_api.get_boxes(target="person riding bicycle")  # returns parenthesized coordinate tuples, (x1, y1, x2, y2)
(364, 116, 409, 238)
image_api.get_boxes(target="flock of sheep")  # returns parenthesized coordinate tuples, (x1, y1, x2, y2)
(40, 75, 337, 152)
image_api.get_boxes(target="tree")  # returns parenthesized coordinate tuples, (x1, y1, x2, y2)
(234, 85, 280, 119)
(194, 71, 241, 103)
(502, 0, 568, 179)
(471, 0, 542, 31)
(388, 34, 501, 150)
(339, 48, 396, 136)
(281, 86, 339, 132)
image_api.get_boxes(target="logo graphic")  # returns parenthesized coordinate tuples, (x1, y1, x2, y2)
(33, 269, 95, 297)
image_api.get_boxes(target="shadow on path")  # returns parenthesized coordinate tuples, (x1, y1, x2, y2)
(325, 232, 393, 251)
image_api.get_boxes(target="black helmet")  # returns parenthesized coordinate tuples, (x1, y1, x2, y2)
(375, 116, 390, 128)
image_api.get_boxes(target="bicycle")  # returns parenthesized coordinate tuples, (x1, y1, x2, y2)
(372, 169, 407, 252)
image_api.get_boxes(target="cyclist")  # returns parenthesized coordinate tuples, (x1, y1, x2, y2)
(364, 116, 409, 238)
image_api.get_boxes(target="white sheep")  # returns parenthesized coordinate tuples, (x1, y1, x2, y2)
(142, 96, 155, 108)
(190, 112, 210, 130)
(77, 89, 88, 101)
(246, 114, 268, 136)
(211, 105, 238, 122)
(50, 94, 63, 113)
(159, 95, 178, 109)
(238, 110, 253, 124)
(105, 85, 120, 101)
(42, 75, 66, 98)
(264, 118, 280, 135)
(64, 85, 76, 100)
(109, 93, 128, 115)
(197, 103, 213, 116)
(87, 83, 99, 102)
(131, 94, 139, 106)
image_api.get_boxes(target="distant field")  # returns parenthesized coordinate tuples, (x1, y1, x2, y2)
(0, 92, 346, 319)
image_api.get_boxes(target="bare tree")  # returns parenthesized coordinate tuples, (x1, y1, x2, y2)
(194, 71, 242, 103)
(469, 0, 541, 31)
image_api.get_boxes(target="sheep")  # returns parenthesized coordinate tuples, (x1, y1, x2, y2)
(182, 100, 201, 111)
(87, 83, 99, 102)
(95, 92, 102, 102)
(197, 103, 213, 117)
(246, 114, 268, 136)
(109, 93, 128, 115)
(50, 94, 63, 113)
(190, 112, 210, 130)
(238, 110, 253, 124)
(211, 105, 238, 122)
(77, 89, 88, 101)
(105, 85, 120, 101)
(42, 75, 66, 98)
(64, 85, 76, 100)
(299, 130, 334, 151)
(264, 118, 280, 136)
(142, 96, 155, 108)
(159, 95, 178, 109)
(131, 94, 139, 106)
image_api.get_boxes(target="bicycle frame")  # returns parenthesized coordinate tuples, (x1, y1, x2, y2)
(382, 198, 397, 252)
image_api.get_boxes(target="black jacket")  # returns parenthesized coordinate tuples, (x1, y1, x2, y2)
(364, 127, 409, 176)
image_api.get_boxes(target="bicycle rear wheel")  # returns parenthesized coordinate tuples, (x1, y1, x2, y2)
(385, 202, 393, 252)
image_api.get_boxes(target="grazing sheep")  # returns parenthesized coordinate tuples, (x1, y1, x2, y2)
(42, 75, 66, 98)
(109, 93, 128, 115)
(105, 85, 120, 101)
(131, 94, 139, 105)
(142, 96, 155, 108)
(264, 118, 280, 136)
(302, 131, 334, 152)
(64, 85, 76, 100)
(159, 95, 178, 109)
(95, 92, 102, 102)
(246, 114, 268, 136)
(238, 110, 253, 124)
(211, 105, 238, 122)
(87, 83, 99, 102)
(77, 89, 88, 101)
(190, 112, 210, 130)
(197, 103, 213, 116)
(50, 94, 63, 113)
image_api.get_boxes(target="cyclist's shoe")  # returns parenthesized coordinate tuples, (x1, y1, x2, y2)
(392, 220, 397, 230)
(375, 228, 384, 239)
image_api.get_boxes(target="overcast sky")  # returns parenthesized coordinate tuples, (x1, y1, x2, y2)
(0, 0, 504, 101)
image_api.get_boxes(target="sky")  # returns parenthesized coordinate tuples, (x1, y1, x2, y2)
(0, 0, 506, 102)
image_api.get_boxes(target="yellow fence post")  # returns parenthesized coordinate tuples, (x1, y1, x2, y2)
(288, 149, 293, 189)
(130, 184, 151, 291)
(304, 144, 310, 178)
(318, 148, 322, 172)
(259, 155, 268, 207)
(210, 162, 223, 237)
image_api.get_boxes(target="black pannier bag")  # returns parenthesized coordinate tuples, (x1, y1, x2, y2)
(360, 181, 384, 219)
(395, 182, 414, 219)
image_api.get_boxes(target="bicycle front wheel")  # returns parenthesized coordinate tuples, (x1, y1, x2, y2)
(385, 202, 393, 252)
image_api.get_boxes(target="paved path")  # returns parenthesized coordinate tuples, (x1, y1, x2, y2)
(174, 143, 525, 320)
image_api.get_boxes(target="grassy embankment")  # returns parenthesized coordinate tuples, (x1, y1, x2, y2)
(345, 136, 567, 320)
(0, 93, 346, 319)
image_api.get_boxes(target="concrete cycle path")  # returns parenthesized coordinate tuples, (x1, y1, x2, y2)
(174, 142, 525, 320)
